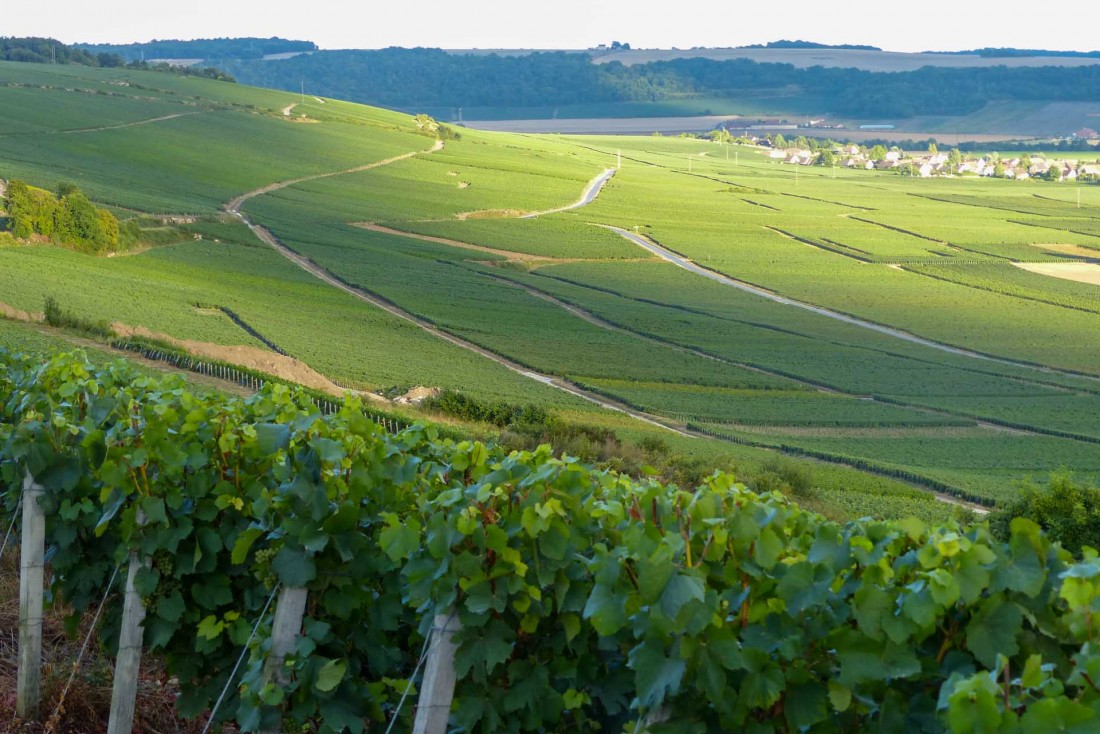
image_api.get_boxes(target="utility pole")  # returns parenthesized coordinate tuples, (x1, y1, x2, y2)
(688, 155, 692, 173)
(300, 79, 305, 104)
(617, 149, 622, 169)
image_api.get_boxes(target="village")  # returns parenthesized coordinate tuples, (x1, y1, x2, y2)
(762, 128, 1100, 181)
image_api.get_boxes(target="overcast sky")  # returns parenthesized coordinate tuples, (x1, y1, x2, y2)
(9, 0, 1100, 53)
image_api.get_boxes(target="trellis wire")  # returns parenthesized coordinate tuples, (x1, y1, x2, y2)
(200, 583, 281, 734)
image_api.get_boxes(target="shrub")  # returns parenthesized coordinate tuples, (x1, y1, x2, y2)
(990, 472, 1100, 554)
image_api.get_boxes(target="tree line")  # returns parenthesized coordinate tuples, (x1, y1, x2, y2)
(216, 47, 1100, 120)
(1, 37, 235, 81)
(3, 180, 124, 254)
(73, 36, 316, 62)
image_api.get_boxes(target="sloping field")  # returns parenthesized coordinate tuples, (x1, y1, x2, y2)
(4, 61, 1100, 512)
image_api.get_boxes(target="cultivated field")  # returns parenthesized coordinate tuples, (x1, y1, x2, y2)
(3, 60, 1100, 518)
(589, 47, 1100, 71)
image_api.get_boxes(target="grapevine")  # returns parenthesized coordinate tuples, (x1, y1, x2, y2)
(2, 348, 1100, 734)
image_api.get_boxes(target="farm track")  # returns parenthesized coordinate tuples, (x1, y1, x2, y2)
(224, 139, 444, 213)
(351, 223, 560, 263)
(220, 142, 1035, 510)
(0, 112, 201, 137)
(605, 225, 1100, 384)
(519, 168, 617, 218)
(224, 147, 688, 435)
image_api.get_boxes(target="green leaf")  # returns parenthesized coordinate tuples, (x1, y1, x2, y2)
(156, 591, 186, 623)
(739, 650, 785, 710)
(319, 696, 364, 734)
(583, 583, 627, 636)
(1020, 654, 1044, 689)
(272, 546, 316, 587)
(315, 658, 347, 693)
(629, 639, 686, 708)
(754, 528, 783, 570)
(828, 681, 851, 713)
(231, 528, 263, 565)
(255, 423, 291, 454)
(197, 615, 225, 641)
(945, 673, 1006, 734)
(638, 546, 675, 604)
(140, 496, 168, 526)
(659, 573, 704, 619)
(379, 513, 419, 563)
(786, 682, 827, 729)
(1019, 698, 1097, 734)
(777, 561, 832, 615)
(1004, 520, 1047, 597)
(834, 630, 920, 687)
(966, 597, 1022, 669)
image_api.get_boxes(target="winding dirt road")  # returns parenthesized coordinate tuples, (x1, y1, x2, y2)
(605, 225, 1100, 382)
(224, 146, 687, 434)
(0, 112, 200, 137)
(225, 140, 443, 214)
(222, 145, 995, 511)
(520, 168, 617, 219)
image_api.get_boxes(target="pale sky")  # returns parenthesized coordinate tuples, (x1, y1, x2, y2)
(8, 0, 1100, 53)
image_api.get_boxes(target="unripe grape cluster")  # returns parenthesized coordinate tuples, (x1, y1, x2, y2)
(254, 547, 279, 588)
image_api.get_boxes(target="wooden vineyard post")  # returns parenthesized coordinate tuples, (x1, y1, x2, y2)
(107, 511, 150, 734)
(17, 471, 46, 719)
(412, 611, 462, 734)
(260, 586, 308, 734)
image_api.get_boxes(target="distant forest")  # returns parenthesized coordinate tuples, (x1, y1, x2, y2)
(0, 37, 235, 81)
(1, 37, 123, 66)
(740, 40, 882, 51)
(216, 48, 1100, 118)
(932, 47, 1100, 58)
(73, 37, 316, 62)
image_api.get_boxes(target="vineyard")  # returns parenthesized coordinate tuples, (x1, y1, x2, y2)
(4, 59, 1100, 525)
(3, 350, 1100, 733)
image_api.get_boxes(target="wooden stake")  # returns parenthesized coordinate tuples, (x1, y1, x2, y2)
(412, 611, 462, 734)
(265, 587, 308, 686)
(260, 586, 308, 734)
(17, 471, 45, 719)
(107, 512, 150, 734)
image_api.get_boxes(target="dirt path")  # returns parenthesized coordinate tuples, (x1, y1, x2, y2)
(519, 168, 616, 219)
(224, 140, 444, 214)
(236, 218, 687, 433)
(352, 223, 560, 263)
(282, 103, 297, 117)
(12, 323, 251, 396)
(1014, 261, 1100, 286)
(606, 225, 1100, 382)
(0, 112, 200, 138)
(59, 112, 199, 135)
(219, 145, 1002, 509)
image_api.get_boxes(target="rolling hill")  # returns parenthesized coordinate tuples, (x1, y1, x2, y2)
(3, 59, 1100, 514)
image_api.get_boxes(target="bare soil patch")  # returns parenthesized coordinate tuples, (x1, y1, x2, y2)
(111, 323, 367, 399)
(1029, 243, 1100, 258)
(0, 301, 42, 323)
(394, 386, 441, 405)
(1014, 261, 1100, 286)
(455, 208, 531, 220)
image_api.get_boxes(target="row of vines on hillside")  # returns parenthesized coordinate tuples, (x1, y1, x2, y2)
(1, 350, 1100, 733)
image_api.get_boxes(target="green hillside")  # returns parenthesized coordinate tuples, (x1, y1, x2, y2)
(3, 59, 1100, 518)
